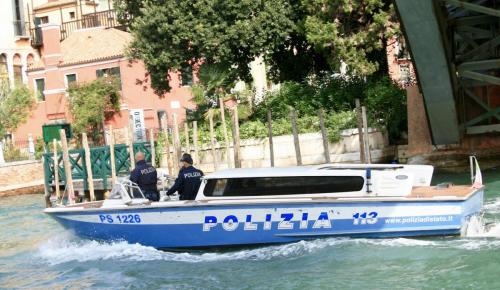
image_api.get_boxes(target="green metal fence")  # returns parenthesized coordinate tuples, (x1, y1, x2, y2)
(43, 142, 152, 190)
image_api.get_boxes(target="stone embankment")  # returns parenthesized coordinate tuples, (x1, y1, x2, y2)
(0, 160, 44, 197)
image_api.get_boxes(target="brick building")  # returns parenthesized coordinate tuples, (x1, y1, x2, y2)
(18, 24, 195, 142)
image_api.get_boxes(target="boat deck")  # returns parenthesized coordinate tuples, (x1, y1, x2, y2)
(410, 185, 474, 198)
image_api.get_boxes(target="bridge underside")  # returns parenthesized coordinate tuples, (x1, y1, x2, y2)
(395, 0, 500, 145)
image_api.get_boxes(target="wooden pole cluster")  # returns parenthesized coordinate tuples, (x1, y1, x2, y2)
(59, 129, 75, 204)
(290, 108, 302, 166)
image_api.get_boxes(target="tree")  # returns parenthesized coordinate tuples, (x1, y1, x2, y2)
(67, 77, 121, 143)
(0, 82, 35, 137)
(116, 0, 398, 95)
(302, 0, 398, 76)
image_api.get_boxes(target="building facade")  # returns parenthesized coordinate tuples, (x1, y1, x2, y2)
(18, 24, 194, 142)
(0, 0, 40, 88)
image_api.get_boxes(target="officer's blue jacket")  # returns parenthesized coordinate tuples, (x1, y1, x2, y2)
(130, 160, 158, 193)
(167, 166, 204, 200)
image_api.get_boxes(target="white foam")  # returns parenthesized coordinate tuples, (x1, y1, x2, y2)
(483, 198, 500, 213)
(36, 233, 357, 265)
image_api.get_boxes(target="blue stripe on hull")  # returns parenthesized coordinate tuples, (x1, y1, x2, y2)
(48, 190, 484, 249)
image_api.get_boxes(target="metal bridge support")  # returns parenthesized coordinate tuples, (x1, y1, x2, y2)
(396, 0, 500, 143)
(395, 0, 461, 145)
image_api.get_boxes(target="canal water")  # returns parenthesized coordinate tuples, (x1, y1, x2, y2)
(1, 170, 500, 289)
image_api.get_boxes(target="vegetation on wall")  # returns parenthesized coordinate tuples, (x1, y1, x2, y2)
(67, 77, 121, 143)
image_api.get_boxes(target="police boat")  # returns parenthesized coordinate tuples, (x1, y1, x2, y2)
(44, 157, 485, 249)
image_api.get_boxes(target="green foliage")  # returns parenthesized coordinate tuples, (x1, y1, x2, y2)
(2, 143, 23, 162)
(303, 0, 398, 75)
(0, 82, 35, 137)
(364, 76, 407, 142)
(68, 77, 121, 143)
(34, 137, 45, 160)
(118, 0, 398, 95)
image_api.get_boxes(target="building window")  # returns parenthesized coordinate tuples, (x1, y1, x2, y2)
(203, 176, 365, 197)
(34, 78, 45, 101)
(39, 16, 49, 24)
(65, 73, 77, 88)
(13, 54, 22, 85)
(69, 12, 75, 20)
(399, 64, 412, 86)
(96, 66, 121, 88)
(180, 64, 193, 86)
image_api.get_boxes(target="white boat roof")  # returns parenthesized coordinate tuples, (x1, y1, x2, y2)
(205, 163, 411, 179)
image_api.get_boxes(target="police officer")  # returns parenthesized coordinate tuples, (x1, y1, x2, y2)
(167, 153, 204, 200)
(129, 151, 159, 201)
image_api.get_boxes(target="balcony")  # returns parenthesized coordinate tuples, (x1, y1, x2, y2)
(60, 10, 124, 40)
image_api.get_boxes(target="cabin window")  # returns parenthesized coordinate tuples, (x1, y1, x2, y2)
(203, 176, 364, 197)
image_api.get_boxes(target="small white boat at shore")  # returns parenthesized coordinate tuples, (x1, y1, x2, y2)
(44, 158, 484, 249)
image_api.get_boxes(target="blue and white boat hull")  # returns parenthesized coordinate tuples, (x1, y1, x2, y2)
(45, 189, 484, 249)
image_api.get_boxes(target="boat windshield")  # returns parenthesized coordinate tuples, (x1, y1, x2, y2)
(203, 176, 364, 197)
(108, 180, 146, 200)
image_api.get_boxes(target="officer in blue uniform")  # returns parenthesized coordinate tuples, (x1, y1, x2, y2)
(129, 151, 159, 201)
(167, 153, 204, 200)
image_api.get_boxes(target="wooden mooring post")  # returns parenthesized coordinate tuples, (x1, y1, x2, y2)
(108, 125, 117, 186)
(267, 110, 274, 167)
(290, 108, 302, 166)
(82, 133, 95, 201)
(362, 106, 371, 164)
(160, 115, 173, 174)
(192, 121, 199, 165)
(126, 126, 135, 170)
(184, 122, 190, 154)
(219, 97, 231, 168)
(208, 110, 218, 171)
(173, 113, 181, 164)
(52, 139, 60, 199)
(59, 129, 75, 204)
(149, 128, 156, 167)
(355, 99, 366, 164)
(231, 106, 241, 168)
(318, 109, 331, 163)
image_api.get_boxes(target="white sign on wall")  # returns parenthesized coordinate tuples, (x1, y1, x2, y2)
(130, 109, 146, 141)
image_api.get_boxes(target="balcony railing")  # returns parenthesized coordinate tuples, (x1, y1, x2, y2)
(61, 10, 122, 40)
(30, 27, 43, 47)
(13, 20, 29, 37)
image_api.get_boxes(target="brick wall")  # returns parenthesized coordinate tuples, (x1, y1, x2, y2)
(0, 160, 44, 188)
